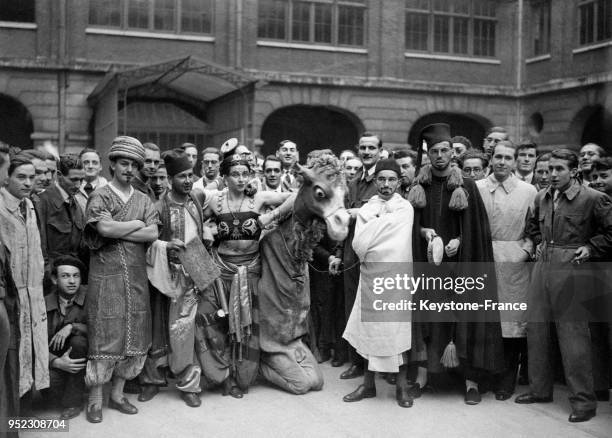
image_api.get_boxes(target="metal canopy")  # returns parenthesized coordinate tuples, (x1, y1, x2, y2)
(88, 56, 256, 106)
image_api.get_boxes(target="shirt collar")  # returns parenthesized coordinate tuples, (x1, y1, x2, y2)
(362, 164, 376, 181)
(45, 286, 86, 312)
(55, 183, 69, 202)
(0, 187, 24, 213)
(545, 179, 580, 201)
(485, 173, 517, 194)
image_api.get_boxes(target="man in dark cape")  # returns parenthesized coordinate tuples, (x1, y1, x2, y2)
(407, 123, 504, 404)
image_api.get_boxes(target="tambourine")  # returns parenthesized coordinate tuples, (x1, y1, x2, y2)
(427, 235, 444, 266)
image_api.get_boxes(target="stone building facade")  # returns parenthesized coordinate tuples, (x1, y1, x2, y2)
(0, 0, 610, 162)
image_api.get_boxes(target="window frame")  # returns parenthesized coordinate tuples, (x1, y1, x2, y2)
(577, 0, 612, 47)
(404, 0, 497, 58)
(88, 0, 214, 36)
(257, 0, 367, 48)
(532, 0, 551, 56)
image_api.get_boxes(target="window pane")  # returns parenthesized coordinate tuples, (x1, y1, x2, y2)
(128, 0, 150, 29)
(473, 0, 496, 17)
(405, 0, 429, 10)
(433, 0, 450, 12)
(453, 0, 469, 14)
(181, 0, 212, 34)
(579, 3, 594, 45)
(453, 17, 468, 54)
(473, 18, 495, 56)
(405, 12, 428, 50)
(314, 3, 332, 43)
(533, 2, 550, 55)
(433, 15, 449, 52)
(338, 5, 364, 46)
(89, 0, 121, 27)
(154, 0, 175, 31)
(597, 0, 612, 41)
(0, 0, 35, 22)
(292, 1, 310, 42)
(258, 0, 286, 40)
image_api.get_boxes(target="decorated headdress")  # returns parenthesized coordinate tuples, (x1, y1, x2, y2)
(108, 136, 145, 166)
(219, 137, 251, 176)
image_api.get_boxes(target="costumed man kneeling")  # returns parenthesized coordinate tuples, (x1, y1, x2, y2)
(44, 256, 88, 420)
(145, 149, 215, 408)
(342, 159, 415, 408)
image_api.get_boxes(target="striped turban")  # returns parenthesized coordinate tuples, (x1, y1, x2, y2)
(108, 136, 145, 166)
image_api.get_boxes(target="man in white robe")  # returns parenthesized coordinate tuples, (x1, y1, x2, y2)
(342, 159, 414, 408)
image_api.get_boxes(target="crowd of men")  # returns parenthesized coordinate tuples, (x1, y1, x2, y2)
(0, 124, 610, 434)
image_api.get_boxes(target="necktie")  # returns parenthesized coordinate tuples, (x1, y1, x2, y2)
(282, 171, 292, 192)
(553, 190, 560, 211)
(19, 199, 28, 219)
(84, 183, 94, 196)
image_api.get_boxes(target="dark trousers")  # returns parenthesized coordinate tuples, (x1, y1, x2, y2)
(332, 275, 348, 358)
(46, 334, 88, 408)
(496, 338, 526, 393)
(309, 268, 334, 350)
(343, 262, 363, 368)
(527, 321, 596, 412)
(590, 322, 611, 392)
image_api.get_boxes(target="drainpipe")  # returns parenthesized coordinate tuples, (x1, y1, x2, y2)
(515, 0, 524, 140)
(58, 0, 68, 152)
(236, 0, 243, 69)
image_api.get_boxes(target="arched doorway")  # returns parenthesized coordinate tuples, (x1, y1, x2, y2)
(0, 94, 34, 148)
(407, 112, 490, 151)
(260, 105, 364, 158)
(581, 105, 612, 152)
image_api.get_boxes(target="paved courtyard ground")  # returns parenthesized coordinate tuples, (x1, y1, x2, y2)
(28, 362, 612, 438)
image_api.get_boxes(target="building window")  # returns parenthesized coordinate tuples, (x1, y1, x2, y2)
(532, 1, 551, 56)
(405, 0, 496, 57)
(0, 0, 35, 23)
(89, 0, 213, 34)
(578, 0, 611, 46)
(258, 0, 367, 47)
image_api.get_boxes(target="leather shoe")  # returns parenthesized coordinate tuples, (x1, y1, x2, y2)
(465, 388, 481, 405)
(514, 393, 553, 404)
(343, 384, 376, 402)
(86, 404, 102, 423)
(340, 365, 364, 379)
(181, 392, 202, 408)
(396, 386, 413, 408)
(109, 397, 138, 415)
(495, 390, 513, 401)
(222, 380, 244, 399)
(138, 385, 159, 402)
(568, 409, 596, 423)
(60, 406, 82, 420)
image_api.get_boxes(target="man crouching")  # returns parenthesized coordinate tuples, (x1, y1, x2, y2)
(44, 255, 88, 420)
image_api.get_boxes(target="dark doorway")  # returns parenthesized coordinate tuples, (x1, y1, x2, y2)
(0, 94, 34, 148)
(581, 105, 612, 152)
(260, 105, 363, 159)
(408, 112, 490, 151)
